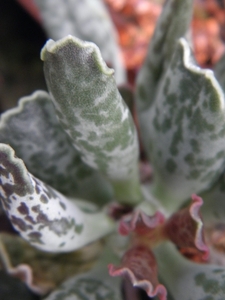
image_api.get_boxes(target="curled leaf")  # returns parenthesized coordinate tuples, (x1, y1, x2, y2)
(119, 209, 165, 237)
(41, 35, 142, 205)
(164, 194, 209, 261)
(108, 244, 167, 300)
(0, 143, 115, 252)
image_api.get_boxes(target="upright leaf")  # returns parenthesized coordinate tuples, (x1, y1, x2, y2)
(136, 0, 194, 112)
(0, 143, 115, 252)
(141, 39, 225, 211)
(0, 91, 113, 205)
(41, 35, 142, 205)
(33, 0, 126, 84)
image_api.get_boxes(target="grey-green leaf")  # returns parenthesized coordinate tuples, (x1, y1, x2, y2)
(41, 35, 142, 205)
(140, 38, 225, 211)
(156, 242, 225, 300)
(214, 52, 225, 93)
(136, 0, 194, 111)
(200, 171, 225, 225)
(33, 0, 126, 85)
(44, 245, 123, 300)
(0, 90, 113, 205)
(0, 143, 115, 252)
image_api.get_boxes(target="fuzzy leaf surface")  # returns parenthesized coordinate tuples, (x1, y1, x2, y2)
(156, 242, 225, 300)
(0, 143, 115, 252)
(0, 91, 113, 205)
(42, 35, 142, 205)
(33, 0, 126, 85)
(141, 38, 225, 210)
(136, 0, 193, 112)
(44, 245, 123, 300)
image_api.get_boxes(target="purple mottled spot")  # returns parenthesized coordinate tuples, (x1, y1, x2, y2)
(25, 215, 36, 225)
(40, 194, 48, 204)
(11, 215, 33, 231)
(17, 202, 29, 215)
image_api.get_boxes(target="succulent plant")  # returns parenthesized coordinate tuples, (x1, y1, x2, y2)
(2, 0, 225, 299)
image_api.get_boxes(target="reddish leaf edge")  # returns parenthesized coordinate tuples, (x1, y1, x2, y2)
(190, 194, 209, 261)
(119, 210, 165, 236)
(108, 262, 167, 300)
(8, 263, 53, 295)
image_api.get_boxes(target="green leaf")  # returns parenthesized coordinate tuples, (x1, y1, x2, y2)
(200, 172, 225, 225)
(0, 143, 115, 252)
(44, 244, 123, 300)
(136, 0, 194, 111)
(33, 0, 126, 85)
(156, 242, 225, 300)
(214, 53, 225, 93)
(41, 35, 142, 205)
(140, 38, 225, 211)
(0, 90, 113, 205)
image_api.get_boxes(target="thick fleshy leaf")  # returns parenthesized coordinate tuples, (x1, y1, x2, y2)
(33, 0, 126, 85)
(0, 233, 102, 295)
(0, 90, 113, 205)
(214, 52, 225, 92)
(108, 244, 167, 300)
(156, 242, 225, 300)
(140, 38, 225, 210)
(41, 35, 142, 205)
(44, 245, 123, 300)
(164, 194, 209, 261)
(0, 143, 115, 252)
(136, 0, 193, 112)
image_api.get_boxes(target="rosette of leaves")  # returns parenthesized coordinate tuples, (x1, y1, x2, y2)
(2, 0, 225, 299)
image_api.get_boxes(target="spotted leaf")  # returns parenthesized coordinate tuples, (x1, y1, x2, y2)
(44, 245, 123, 300)
(0, 90, 113, 206)
(41, 35, 142, 205)
(156, 242, 225, 300)
(136, 0, 193, 112)
(0, 143, 115, 252)
(33, 0, 126, 85)
(140, 38, 225, 211)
